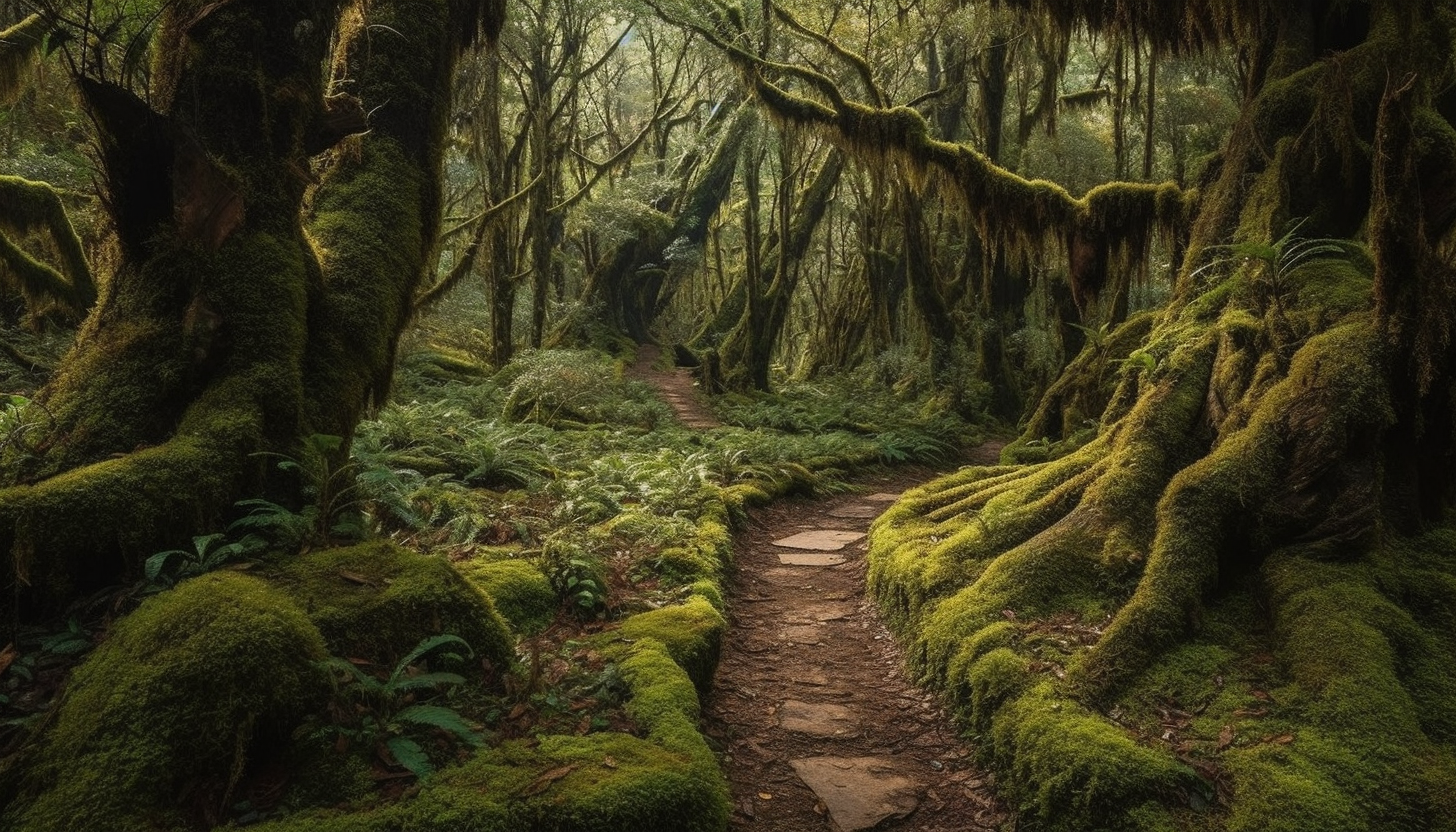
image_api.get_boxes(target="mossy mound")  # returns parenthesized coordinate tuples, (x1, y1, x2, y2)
(456, 556, 557, 635)
(0, 573, 329, 832)
(272, 542, 514, 673)
(252, 732, 725, 832)
(248, 615, 728, 832)
(610, 594, 726, 695)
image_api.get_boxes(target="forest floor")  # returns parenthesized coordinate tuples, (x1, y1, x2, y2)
(628, 347, 1011, 832)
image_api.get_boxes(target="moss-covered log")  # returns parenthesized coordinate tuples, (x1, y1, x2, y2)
(0, 0, 503, 616)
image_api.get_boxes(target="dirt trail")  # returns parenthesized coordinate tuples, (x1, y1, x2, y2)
(704, 458, 1008, 832)
(626, 345, 720, 429)
(627, 347, 1009, 832)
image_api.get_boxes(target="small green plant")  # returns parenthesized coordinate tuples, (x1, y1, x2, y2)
(1193, 218, 1354, 289)
(143, 532, 266, 592)
(542, 538, 609, 619)
(1, 618, 92, 718)
(237, 434, 368, 548)
(0, 394, 49, 465)
(318, 634, 483, 778)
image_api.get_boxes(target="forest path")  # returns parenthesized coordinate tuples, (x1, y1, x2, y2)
(703, 456, 1009, 832)
(626, 344, 720, 429)
(625, 346, 1008, 831)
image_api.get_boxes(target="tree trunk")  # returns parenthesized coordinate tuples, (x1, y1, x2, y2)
(1, 0, 500, 615)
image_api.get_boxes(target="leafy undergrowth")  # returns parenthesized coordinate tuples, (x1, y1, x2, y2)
(0, 345, 977, 832)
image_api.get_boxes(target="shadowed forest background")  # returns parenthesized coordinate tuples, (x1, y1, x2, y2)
(0, 0, 1454, 830)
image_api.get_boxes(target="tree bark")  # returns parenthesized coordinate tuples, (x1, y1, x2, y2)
(1, 0, 501, 615)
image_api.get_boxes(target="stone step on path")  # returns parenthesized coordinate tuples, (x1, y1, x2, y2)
(771, 497, 914, 831)
(706, 475, 1006, 832)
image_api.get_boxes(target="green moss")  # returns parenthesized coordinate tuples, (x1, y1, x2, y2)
(610, 595, 726, 695)
(252, 731, 726, 832)
(990, 683, 1194, 831)
(1225, 745, 1362, 832)
(273, 541, 514, 672)
(3, 573, 329, 832)
(963, 647, 1031, 731)
(456, 557, 556, 636)
(251, 616, 729, 832)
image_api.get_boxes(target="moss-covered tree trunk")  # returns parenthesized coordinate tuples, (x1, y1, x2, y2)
(866, 2, 1456, 828)
(700, 146, 843, 391)
(0, 0, 501, 616)
(577, 105, 753, 344)
(658, 0, 1456, 826)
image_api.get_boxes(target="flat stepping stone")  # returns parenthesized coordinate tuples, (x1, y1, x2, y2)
(829, 505, 882, 519)
(790, 756, 920, 832)
(865, 492, 902, 502)
(772, 530, 866, 551)
(777, 551, 847, 566)
(790, 603, 854, 623)
(758, 567, 814, 584)
(779, 700, 858, 737)
(783, 625, 823, 644)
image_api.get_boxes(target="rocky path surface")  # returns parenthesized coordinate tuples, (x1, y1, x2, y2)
(703, 460, 1008, 832)
(626, 345, 1009, 831)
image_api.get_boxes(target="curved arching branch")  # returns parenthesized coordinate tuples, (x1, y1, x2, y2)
(646, 0, 1190, 314)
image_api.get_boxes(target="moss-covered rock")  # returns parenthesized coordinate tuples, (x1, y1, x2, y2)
(1, 573, 329, 832)
(611, 595, 726, 695)
(457, 556, 556, 636)
(272, 541, 514, 672)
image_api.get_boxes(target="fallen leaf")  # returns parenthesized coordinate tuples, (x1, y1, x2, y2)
(508, 703, 530, 720)
(1217, 724, 1236, 751)
(0, 643, 17, 676)
(602, 756, 618, 769)
(758, 793, 773, 800)
(339, 570, 378, 587)
(1251, 690, 1271, 701)
(519, 765, 577, 797)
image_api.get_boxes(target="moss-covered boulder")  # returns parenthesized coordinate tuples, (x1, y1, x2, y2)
(1, 573, 329, 832)
(456, 557, 556, 635)
(272, 542, 514, 672)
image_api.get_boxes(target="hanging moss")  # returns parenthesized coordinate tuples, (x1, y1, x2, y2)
(1, 573, 329, 832)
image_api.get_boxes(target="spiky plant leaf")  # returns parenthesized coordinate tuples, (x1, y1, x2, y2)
(386, 736, 434, 777)
(395, 704, 484, 747)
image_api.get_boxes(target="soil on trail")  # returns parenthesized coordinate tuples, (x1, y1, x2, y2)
(704, 456, 1009, 832)
(627, 345, 720, 429)
(626, 346, 1009, 830)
